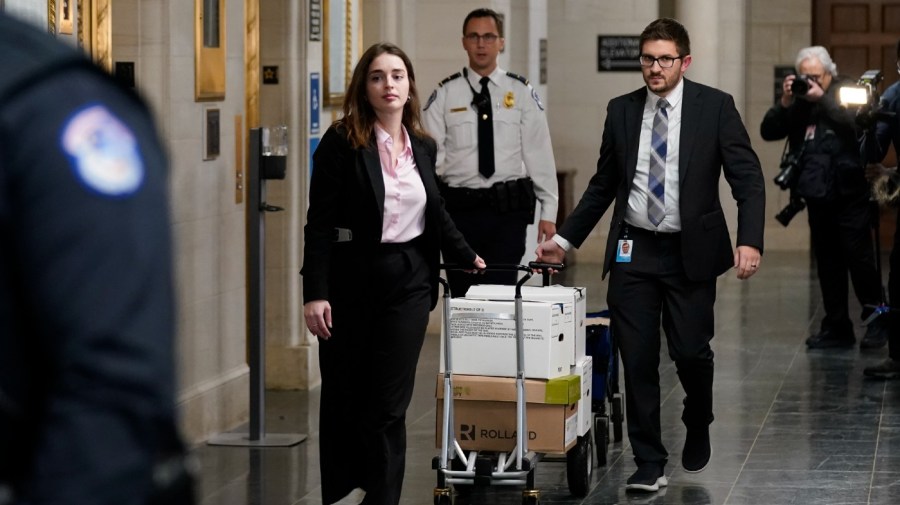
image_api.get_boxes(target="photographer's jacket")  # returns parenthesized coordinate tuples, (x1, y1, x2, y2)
(867, 81, 900, 162)
(0, 13, 180, 505)
(760, 75, 867, 199)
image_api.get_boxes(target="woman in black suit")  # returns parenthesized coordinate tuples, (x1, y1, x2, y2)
(301, 42, 484, 505)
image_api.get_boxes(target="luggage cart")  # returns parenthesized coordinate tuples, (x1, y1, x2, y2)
(432, 263, 593, 505)
(585, 310, 624, 466)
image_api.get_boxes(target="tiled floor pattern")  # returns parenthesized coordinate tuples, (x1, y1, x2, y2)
(194, 252, 900, 505)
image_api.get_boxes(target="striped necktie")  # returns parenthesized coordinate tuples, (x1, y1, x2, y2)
(648, 98, 669, 227)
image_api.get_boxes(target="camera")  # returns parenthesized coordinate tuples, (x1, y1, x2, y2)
(774, 141, 805, 191)
(791, 74, 812, 96)
(774, 149, 802, 190)
(838, 69, 894, 129)
(775, 196, 806, 227)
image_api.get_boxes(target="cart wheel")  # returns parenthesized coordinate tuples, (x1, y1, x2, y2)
(522, 489, 541, 505)
(451, 483, 472, 498)
(594, 415, 609, 466)
(611, 394, 624, 442)
(566, 431, 593, 497)
(434, 487, 452, 505)
(448, 458, 471, 497)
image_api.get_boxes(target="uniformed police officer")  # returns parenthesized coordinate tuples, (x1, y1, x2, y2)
(0, 13, 191, 505)
(423, 7, 559, 296)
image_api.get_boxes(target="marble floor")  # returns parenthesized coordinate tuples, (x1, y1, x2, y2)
(193, 251, 900, 505)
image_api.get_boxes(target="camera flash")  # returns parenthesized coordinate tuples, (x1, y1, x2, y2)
(839, 86, 869, 106)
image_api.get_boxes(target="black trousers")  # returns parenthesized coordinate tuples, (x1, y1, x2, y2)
(806, 191, 882, 332)
(607, 227, 716, 467)
(888, 207, 900, 360)
(318, 241, 431, 505)
(445, 207, 530, 297)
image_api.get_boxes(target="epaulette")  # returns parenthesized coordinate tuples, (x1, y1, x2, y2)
(439, 72, 462, 87)
(506, 71, 530, 87)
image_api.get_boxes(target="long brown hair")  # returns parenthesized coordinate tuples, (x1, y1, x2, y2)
(337, 42, 429, 149)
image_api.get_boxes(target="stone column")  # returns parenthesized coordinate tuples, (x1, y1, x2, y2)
(676, 0, 719, 88)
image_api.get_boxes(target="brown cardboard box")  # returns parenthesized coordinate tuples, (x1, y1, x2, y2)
(434, 374, 579, 453)
(435, 373, 580, 405)
(435, 400, 578, 454)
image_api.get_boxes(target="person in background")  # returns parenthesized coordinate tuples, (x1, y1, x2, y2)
(0, 12, 191, 505)
(536, 18, 765, 492)
(423, 7, 558, 297)
(761, 46, 888, 350)
(301, 42, 484, 505)
(863, 39, 900, 378)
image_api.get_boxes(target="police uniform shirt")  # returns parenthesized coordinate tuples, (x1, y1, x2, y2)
(0, 15, 176, 503)
(423, 66, 559, 222)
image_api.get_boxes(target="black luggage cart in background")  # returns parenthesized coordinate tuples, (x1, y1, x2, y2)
(585, 311, 624, 465)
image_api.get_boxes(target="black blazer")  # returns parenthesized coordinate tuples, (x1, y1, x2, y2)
(559, 79, 766, 281)
(301, 124, 475, 309)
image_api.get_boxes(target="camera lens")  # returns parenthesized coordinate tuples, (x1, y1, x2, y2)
(790, 75, 810, 96)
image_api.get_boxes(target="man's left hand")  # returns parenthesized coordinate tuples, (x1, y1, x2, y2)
(734, 245, 762, 280)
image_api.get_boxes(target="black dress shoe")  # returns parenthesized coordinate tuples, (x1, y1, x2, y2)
(682, 427, 711, 473)
(860, 318, 889, 349)
(806, 328, 855, 349)
(864, 358, 900, 379)
(625, 463, 667, 492)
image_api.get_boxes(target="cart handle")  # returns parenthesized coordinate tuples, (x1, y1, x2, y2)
(438, 262, 565, 290)
(438, 262, 565, 273)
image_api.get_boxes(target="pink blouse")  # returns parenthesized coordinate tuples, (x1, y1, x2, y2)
(375, 124, 426, 243)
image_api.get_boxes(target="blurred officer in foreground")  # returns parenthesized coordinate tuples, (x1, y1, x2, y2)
(863, 39, 900, 378)
(0, 13, 192, 505)
(761, 46, 887, 350)
(423, 7, 558, 297)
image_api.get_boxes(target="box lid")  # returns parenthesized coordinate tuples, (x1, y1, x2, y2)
(435, 373, 580, 404)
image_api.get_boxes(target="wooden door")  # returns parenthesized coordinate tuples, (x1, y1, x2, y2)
(814, 0, 900, 252)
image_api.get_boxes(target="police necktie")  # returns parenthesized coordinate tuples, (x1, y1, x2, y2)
(648, 98, 669, 227)
(477, 76, 495, 178)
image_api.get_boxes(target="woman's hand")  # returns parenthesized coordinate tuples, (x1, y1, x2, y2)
(464, 255, 486, 273)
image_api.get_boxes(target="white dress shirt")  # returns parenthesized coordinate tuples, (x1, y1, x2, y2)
(626, 78, 684, 232)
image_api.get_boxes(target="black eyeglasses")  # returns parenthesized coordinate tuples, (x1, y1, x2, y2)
(465, 33, 500, 44)
(638, 55, 683, 69)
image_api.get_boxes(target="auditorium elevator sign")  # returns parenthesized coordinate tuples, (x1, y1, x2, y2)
(597, 35, 642, 72)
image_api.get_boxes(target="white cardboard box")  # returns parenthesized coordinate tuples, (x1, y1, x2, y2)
(572, 355, 593, 437)
(465, 284, 586, 366)
(441, 298, 569, 379)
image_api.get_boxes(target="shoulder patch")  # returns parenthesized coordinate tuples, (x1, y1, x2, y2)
(61, 104, 144, 197)
(439, 72, 462, 87)
(423, 89, 437, 111)
(531, 88, 545, 111)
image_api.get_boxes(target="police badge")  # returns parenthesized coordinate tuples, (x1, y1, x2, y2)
(504, 91, 515, 109)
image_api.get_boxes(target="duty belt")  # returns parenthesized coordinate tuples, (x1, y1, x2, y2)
(438, 177, 536, 219)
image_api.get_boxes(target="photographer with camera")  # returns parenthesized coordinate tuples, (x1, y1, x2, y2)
(761, 46, 887, 349)
(861, 39, 900, 378)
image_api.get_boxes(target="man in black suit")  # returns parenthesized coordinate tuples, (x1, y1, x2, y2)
(536, 18, 765, 492)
